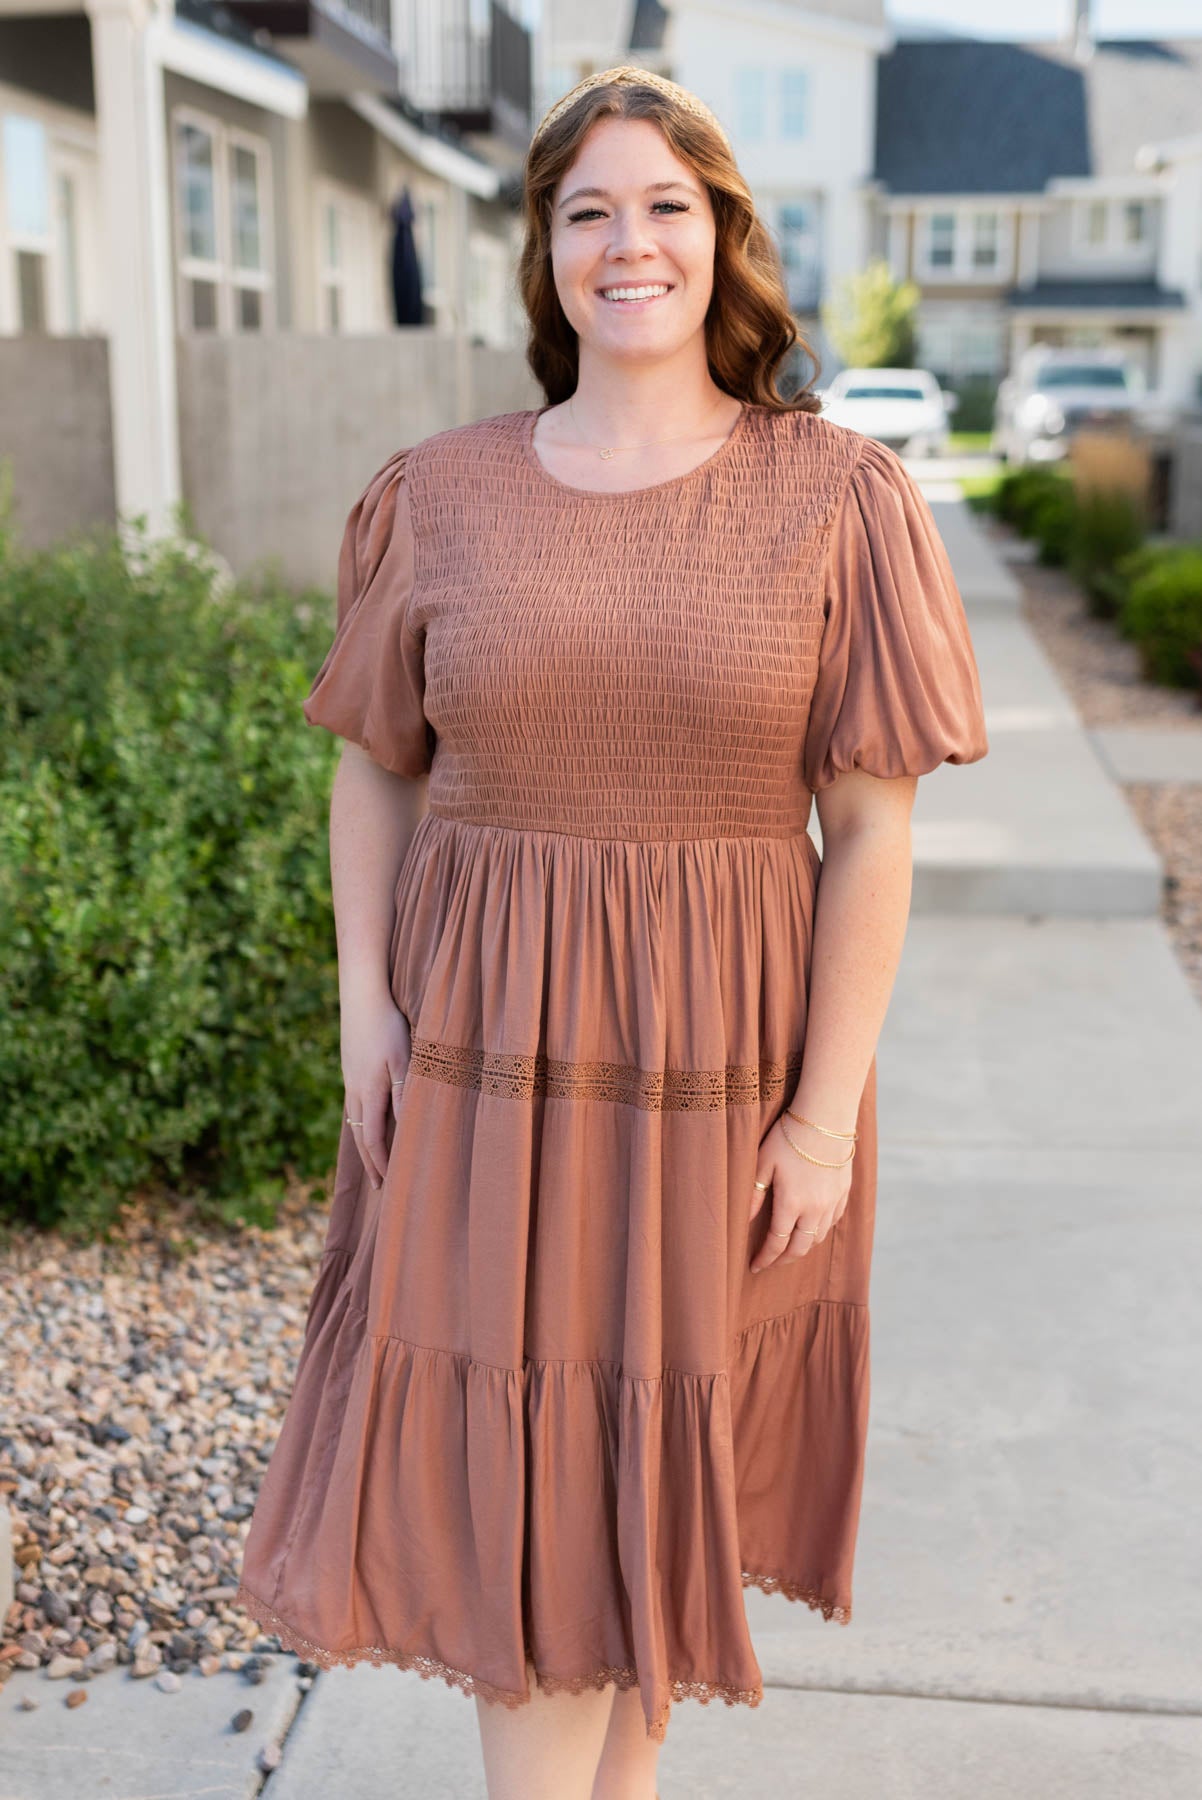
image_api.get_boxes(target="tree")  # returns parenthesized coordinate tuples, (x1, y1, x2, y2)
(821, 258, 920, 369)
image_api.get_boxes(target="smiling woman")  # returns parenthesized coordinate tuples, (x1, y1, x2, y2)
(235, 62, 989, 1800)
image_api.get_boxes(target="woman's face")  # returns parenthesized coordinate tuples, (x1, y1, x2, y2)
(548, 116, 717, 366)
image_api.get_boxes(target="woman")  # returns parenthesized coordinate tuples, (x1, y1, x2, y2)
(236, 65, 989, 1800)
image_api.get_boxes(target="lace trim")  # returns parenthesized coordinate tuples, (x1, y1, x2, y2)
(235, 1575, 848, 1734)
(742, 1568, 852, 1623)
(408, 1037, 804, 1109)
(234, 1582, 769, 1742)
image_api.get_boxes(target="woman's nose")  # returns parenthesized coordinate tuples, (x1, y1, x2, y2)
(603, 210, 658, 258)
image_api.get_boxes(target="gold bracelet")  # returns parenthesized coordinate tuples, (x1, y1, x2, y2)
(779, 1115, 855, 1169)
(784, 1106, 858, 1141)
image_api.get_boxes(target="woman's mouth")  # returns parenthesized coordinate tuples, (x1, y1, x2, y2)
(596, 283, 673, 308)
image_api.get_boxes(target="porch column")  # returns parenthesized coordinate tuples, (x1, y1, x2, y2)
(84, 0, 180, 534)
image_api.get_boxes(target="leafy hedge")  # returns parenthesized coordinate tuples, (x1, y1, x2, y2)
(986, 465, 1201, 694)
(0, 506, 346, 1237)
(1118, 545, 1202, 689)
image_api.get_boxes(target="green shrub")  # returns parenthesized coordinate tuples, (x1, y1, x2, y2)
(945, 375, 997, 436)
(1067, 488, 1148, 619)
(1119, 544, 1202, 689)
(992, 464, 1071, 535)
(1030, 484, 1078, 566)
(0, 509, 347, 1237)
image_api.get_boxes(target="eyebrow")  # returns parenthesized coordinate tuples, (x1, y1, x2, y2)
(557, 180, 702, 210)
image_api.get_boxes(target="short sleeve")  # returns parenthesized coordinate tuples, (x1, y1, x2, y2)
(802, 436, 989, 793)
(301, 448, 434, 778)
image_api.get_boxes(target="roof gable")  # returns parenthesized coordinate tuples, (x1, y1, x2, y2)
(875, 36, 1202, 195)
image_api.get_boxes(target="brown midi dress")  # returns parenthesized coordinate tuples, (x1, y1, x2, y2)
(235, 401, 990, 1741)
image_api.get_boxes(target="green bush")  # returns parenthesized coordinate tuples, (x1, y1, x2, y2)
(1029, 484, 1078, 567)
(1067, 488, 1148, 618)
(946, 375, 997, 436)
(1118, 544, 1202, 690)
(991, 464, 1071, 535)
(0, 508, 346, 1237)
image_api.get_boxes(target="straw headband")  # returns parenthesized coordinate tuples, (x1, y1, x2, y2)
(529, 64, 732, 153)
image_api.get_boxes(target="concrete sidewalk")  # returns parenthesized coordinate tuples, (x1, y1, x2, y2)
(4, 483, 1199, 1798)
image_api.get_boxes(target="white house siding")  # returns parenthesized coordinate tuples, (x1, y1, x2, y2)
(664, 0, 886, 378)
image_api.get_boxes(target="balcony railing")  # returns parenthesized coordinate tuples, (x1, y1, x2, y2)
(409, 1, 533, 148)
(220, 0, 398, 95)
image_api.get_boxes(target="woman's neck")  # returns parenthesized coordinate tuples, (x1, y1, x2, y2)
(568, 352, 734, 444)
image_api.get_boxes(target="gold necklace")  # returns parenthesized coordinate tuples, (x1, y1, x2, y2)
(566, 393, 734, 460)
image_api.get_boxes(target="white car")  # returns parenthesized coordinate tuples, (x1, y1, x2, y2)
(991, 347, 1143, 464)
(817, 367, 956, 457)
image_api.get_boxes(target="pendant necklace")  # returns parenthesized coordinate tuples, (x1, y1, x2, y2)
(566, 393, 733, 460)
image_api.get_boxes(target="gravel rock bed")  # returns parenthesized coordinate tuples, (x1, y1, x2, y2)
(985, 517, 1202, 1004)
(1, 1187, 331, 1703)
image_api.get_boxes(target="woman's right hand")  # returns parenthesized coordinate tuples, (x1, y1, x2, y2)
(341, 990, 413, 1190)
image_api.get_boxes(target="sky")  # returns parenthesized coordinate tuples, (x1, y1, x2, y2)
(888, 0, 1202, 37)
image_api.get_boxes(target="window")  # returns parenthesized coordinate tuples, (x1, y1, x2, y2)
(776, 198, 821, 311)
(1075, 196, 1153, 256)
(971, 211, 999, 270)
(928, 213, 956, 268)
(173, 110, 273, 334)
(3, 114, 51, 332)
(316, 182, 378, 333)
(319, 197, 345, 332)
(734, 69, 767, 142)
(780, 69, 808, 139)
(1123, 200, 1147, 245)
(918, 206, 1012, 281)
(55, 170, 80, 333)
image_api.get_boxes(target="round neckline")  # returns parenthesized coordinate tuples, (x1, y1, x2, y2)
(521, 398, 752, 500)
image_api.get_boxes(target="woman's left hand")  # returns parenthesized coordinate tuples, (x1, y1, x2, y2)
(748, 1117, 853, 1274)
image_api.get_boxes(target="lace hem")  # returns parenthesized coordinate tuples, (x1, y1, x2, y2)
(234, 1581, 766, 1742)
(408, 1036, 803, 1110)
(742, 1568, 852, 1623)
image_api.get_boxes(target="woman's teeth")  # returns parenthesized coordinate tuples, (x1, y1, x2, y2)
(599, 285, 671, 303)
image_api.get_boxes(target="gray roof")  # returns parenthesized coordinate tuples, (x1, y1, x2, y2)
(875, 37, 1202, 194)
(1006, 279, 1187, 310)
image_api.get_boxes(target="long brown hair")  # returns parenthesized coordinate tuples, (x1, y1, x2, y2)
(517, 76, 824, 414)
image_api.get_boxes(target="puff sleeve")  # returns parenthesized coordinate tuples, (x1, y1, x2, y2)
(302, 448, 434, 778)
(801, 436, 989, 792)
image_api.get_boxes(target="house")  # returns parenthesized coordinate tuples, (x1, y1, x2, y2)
(869, 10, 1202, 413)
(630, 0, 889, 382)
(0, 0, 539, 563)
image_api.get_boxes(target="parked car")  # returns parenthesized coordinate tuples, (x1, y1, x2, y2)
(991, 347, 1144, 465)
(817, 367, 956, 456)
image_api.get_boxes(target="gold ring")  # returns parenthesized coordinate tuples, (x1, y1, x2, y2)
(753, 1179, 769, 1190)
(345, 1117, 363, 1127)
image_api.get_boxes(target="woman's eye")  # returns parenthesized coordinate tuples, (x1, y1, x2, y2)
(566, 201, 689, 223)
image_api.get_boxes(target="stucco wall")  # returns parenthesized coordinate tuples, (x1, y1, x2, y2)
(0, 336, 116, 549)
(175, 330, 541, 585)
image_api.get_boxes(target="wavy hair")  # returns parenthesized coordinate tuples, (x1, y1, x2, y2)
(517, 77, 823, 414)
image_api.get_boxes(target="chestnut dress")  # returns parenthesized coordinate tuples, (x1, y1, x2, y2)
(235, 401, 989, 1742)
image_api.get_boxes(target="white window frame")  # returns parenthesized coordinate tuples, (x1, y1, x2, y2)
(315, 177, 378, 334)
(0, 96, 98, 337)
(1070, 195, 1153, 259)
(172, 105, 274, 335)
(914, 204, 1013, 283)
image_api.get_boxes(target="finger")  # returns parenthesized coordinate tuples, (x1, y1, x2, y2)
(749, 1168, 772, 1224)
(359, 1083, 391, 1187)
(750, 1208, 797, 1275)
(344, 1092, 379, 1190)
(390, 1024, 412, 1123)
